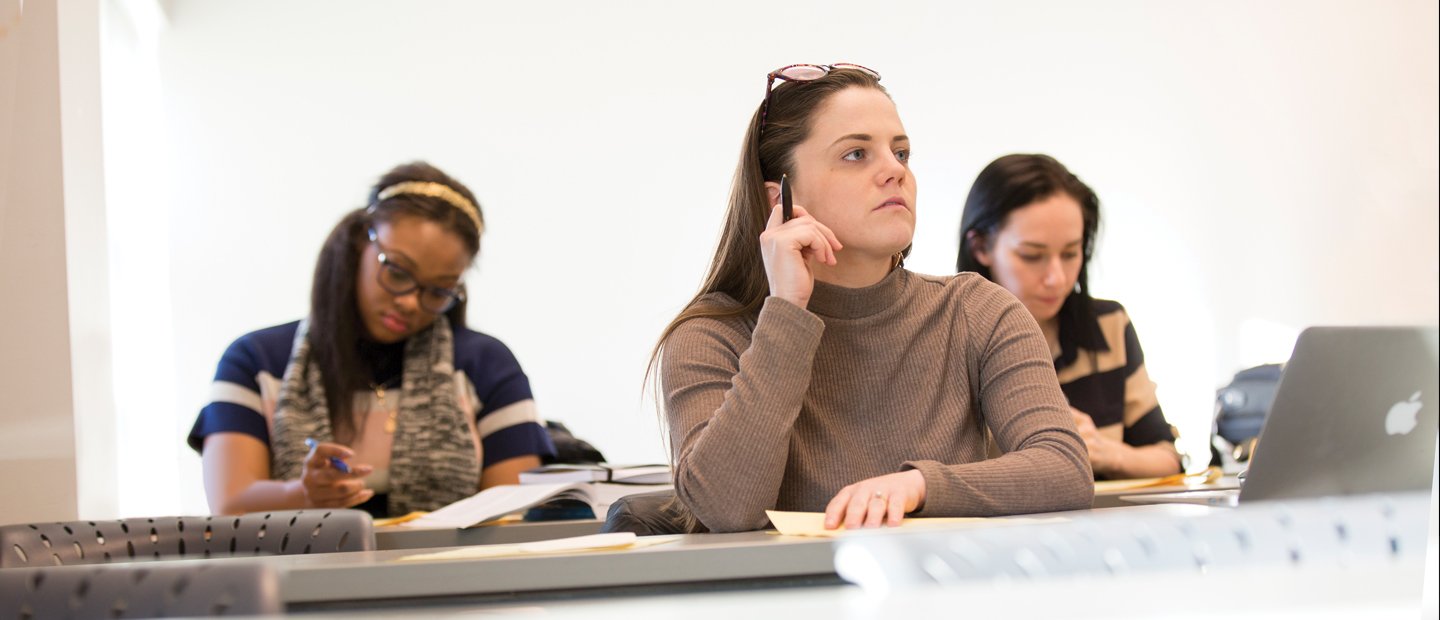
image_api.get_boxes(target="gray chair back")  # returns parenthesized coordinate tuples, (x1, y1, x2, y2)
(0, 562, 281, 618)
(0, 509, 372, 568)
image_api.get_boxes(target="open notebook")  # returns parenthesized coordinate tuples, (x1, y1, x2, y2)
(400, 482, 667, 529)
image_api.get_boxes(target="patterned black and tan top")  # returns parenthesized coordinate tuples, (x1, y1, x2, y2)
(1054, 299, 1177, 457)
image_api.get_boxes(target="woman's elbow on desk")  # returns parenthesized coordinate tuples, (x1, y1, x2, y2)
(1053, 457, 1096, 512)
(1033, 429, 1097, 512)
(684, 504, 768, 534)
(673, 475, 770, 533)
(1063, 475, 1096, 511)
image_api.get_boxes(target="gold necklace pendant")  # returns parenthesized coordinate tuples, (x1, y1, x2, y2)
(372, 380, 398, 433)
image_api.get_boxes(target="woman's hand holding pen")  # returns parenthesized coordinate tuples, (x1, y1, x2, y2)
(823, 469, 926, 530)
(760, 203, 842, 308)
(300, 440, 375, 508)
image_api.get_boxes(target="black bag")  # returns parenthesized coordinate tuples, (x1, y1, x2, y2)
(601, 489, 709, 536)
(541, 420, 607, 465)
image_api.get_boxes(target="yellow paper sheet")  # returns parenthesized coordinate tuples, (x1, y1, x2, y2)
(765, 510, 1067, 538)
(1093, 466, 1223, 494)
(377, 512, 527, 529)
(373, 511, 427, 527)
(395, 532, 673, 562)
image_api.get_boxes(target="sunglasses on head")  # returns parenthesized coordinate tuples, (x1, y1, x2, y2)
(759, 63, 881, 135)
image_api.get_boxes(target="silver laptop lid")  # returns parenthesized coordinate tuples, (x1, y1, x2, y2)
(1239, 326, 1439, 503)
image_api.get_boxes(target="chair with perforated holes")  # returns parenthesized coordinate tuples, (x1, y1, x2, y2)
(0, 562, 282, 618)
(0, 509, 373, 568)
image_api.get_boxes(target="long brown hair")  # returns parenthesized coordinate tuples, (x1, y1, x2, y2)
(648, 68, 889, 373)
(309, 161, 483, 441)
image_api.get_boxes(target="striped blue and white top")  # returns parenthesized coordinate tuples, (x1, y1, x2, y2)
(187, 320, 555, 496)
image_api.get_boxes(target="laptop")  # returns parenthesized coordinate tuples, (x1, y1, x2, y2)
(1123, 325, 1439, 507)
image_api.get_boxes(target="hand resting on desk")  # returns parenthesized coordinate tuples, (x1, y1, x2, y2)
(823, 469, 926, 530)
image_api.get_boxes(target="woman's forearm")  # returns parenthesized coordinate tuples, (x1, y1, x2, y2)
(212, 479, 307, 515)
(1103, 441, 1182, 479)
(666, 298, 824, 532)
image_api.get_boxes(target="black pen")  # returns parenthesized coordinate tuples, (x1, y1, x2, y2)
(781, 173, 793, 223)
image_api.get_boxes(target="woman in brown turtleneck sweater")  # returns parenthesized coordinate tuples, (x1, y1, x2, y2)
(650, 64, 1093, 533)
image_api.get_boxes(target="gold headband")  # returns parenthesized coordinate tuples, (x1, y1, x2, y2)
(376, 181, 485, 234)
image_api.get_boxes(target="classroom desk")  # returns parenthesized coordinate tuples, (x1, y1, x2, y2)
(286, 529, 842, 610)
(1092, 474, 1241, 509)
(27, 494, 1430, 617)
(307, 552, 1428, 620)
(370, 486, 1227, 552)
(117, 503, 1214, 611)
(374, 519, 604, 550)
(369, 478, 1234, 551)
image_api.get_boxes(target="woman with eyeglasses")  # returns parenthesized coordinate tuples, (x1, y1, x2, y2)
(958, 154, 1182, 480)
(652, 65, 1092, 533)
(188, 161, 554, 517)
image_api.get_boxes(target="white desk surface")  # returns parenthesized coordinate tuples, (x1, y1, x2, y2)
(1092, 475, 1242, 508)
(82, 503, 1217, 608)
(305, 556, 1428, 619)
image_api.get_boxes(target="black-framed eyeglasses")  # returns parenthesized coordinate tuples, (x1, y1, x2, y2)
(367, 228, 466, 314)
(759, 63, 881, 135)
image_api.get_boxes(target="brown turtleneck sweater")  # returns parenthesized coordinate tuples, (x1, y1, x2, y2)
(661, 268, 1094, 532)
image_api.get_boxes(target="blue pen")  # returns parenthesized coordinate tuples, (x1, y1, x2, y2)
(304, 437, 352, 474)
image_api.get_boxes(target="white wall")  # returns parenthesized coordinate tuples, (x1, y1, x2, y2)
(118, 0, 1438, 515)
(61, 0, 121, 523)
(0, 0, 114, 524)
(102, 0, 182, 517)
(0, 0, 79, 524)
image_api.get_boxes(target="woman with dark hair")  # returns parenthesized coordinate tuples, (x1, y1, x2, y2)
(958, 154, 1181, 480)
(652, 65, 1092, 533)
(189, 162, 554, 517)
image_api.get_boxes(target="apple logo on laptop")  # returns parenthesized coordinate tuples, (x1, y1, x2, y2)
(1384, 391, 1423, 435)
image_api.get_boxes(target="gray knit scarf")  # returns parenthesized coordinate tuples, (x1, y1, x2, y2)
(270, 316, 480, 515)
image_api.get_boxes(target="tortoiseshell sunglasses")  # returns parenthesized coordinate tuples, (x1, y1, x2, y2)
(759, 63, 881, 134)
